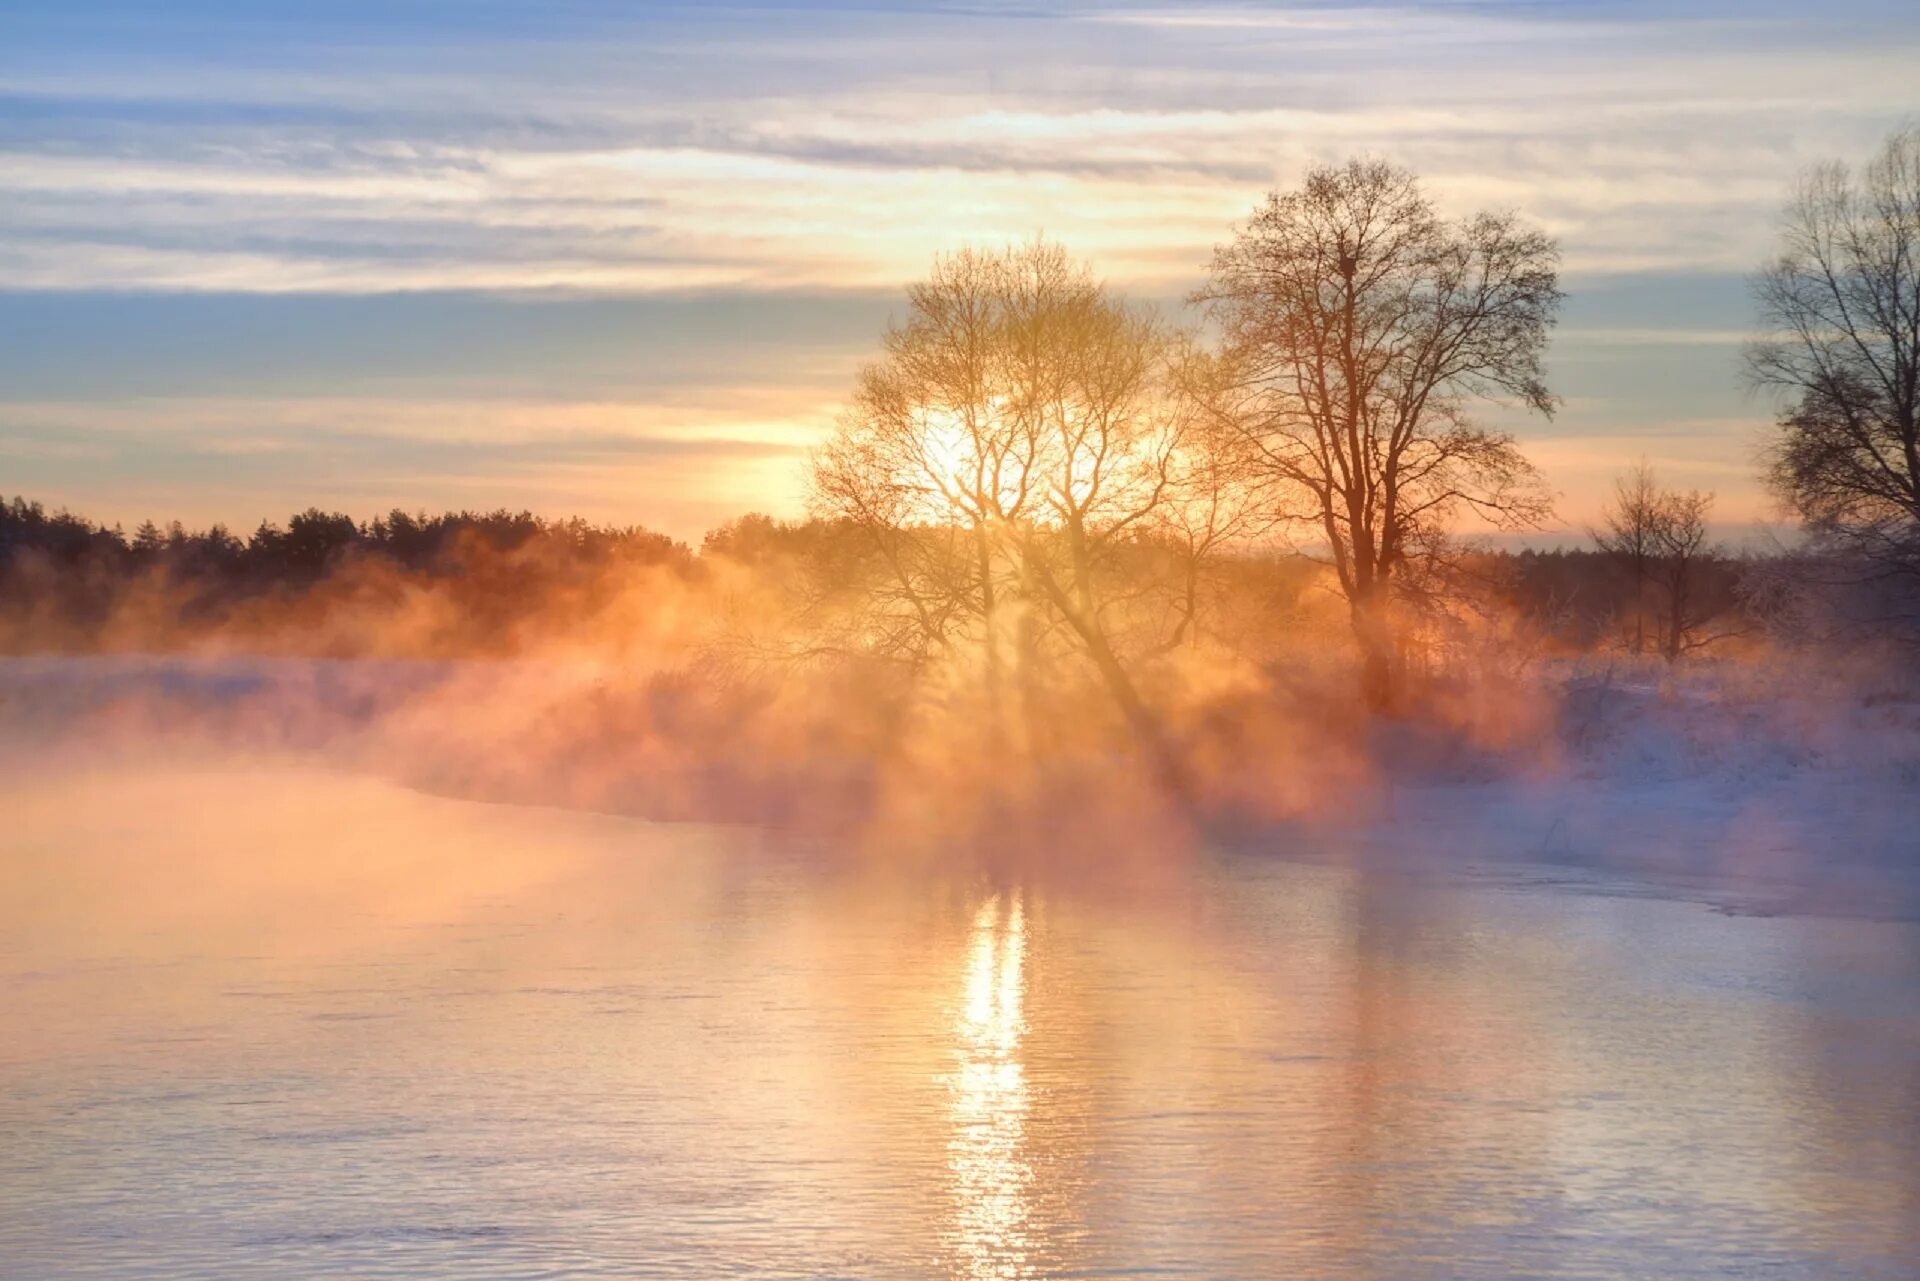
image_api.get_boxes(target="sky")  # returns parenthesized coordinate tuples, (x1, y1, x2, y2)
(2, 0, 1916, 544)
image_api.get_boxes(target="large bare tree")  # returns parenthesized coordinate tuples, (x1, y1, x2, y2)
(810, 242, 1198, 790)
(1750, 129, 1920, 583)
(1198, 159, 1560, 709)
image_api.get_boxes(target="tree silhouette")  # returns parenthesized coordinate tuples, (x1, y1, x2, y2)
(1198, 159, 1561, 709)
(1595, 464, 1726, 660)
(810, 242, 1202, 790)
(1751, 128, 1920, 589)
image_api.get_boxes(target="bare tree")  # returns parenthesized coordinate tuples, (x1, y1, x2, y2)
(1750, 128, 1920, 587)
(1650, 486, 1720, 661)
(1593, 462, 1727, 660)
(1143, 383, 1278, 655)
(1592, 461, 1663, 654)
(1198, 159, 1560, 710)
(809, 242, 1198, 791)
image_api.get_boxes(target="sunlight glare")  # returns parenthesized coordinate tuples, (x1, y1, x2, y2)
(946, 890, 1033, 1279)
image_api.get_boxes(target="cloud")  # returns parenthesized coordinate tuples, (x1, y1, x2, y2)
(1, 2, 1912, 293)
(0, 395, 830, 538)
(1556, 328, 1752, 347)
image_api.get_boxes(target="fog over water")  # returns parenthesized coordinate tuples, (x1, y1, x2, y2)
(4, 756, 1917, 1279)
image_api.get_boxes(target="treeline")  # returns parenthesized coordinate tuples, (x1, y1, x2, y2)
(1495, 545, 1746, 656)
(1, 490, 1753, 661)
(0, 496, 690, 654)
(0, 498, 687, 576)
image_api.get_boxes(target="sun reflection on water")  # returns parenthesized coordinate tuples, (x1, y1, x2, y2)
(945, 890, 1032, 1279)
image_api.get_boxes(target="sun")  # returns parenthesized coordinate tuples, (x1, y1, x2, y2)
(915, 410, 984, 506)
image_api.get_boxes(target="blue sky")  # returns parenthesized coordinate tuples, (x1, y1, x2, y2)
(2, 1, 1915, 539)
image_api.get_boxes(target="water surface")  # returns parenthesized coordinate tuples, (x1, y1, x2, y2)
(3, 761, 1918, 1278)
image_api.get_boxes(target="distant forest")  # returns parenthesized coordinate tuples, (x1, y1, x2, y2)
(0, 492, 1745, 660)
(0, 496, 690, 654)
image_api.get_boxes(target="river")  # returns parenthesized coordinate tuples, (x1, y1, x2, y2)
(3, 760, 1917, 1278)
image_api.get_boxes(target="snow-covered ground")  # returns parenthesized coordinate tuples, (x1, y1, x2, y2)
(1271, 658, 1920, 918)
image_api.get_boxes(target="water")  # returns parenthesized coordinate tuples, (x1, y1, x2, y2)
(3, 760, 1918, 1278)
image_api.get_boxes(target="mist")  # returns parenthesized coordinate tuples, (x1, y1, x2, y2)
(5, 483, 1917, 905)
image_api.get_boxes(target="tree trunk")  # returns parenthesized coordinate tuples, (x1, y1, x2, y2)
(1350, 586, 1397, 712)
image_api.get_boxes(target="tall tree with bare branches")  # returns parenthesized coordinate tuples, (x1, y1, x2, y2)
(810, 242, 1197, 791)
(1198, 159, 1560, 709)
(1750, 129, 1920, 586)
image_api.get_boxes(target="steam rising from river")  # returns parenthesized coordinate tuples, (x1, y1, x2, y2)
(2, 532, 1918, 893)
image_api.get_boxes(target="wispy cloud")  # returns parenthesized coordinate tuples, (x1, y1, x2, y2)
(1556, 328, 1752, 347)
(1, 2, 1912, 293)
(0, 395, 832, 536)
